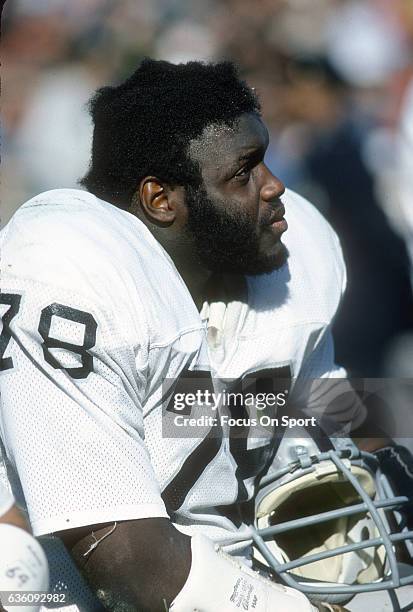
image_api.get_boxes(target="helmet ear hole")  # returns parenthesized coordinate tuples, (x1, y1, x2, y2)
(361, 526, 370, 541)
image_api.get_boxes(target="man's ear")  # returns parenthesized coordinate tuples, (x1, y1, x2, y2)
(138, 177, 183, 225)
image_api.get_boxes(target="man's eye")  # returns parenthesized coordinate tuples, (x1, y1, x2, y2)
(235, 166, 251, 178)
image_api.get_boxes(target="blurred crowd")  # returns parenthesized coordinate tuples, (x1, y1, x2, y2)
(2, 0, 413, 377)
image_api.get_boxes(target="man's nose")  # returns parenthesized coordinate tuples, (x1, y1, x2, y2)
(261, 166, 285, 202)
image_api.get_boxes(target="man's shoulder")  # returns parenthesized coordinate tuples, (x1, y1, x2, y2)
(282, 189, 340, 248)
(283, 188, 345, 292)
(1, 189, 202, 345)
(2, 188, 137, 247)
(283, 190, 346, 286)
(248, 189, 346, 326)
(1, 188, 168, 288)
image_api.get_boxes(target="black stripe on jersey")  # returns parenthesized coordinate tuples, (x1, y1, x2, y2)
(161, 421, 223, 517)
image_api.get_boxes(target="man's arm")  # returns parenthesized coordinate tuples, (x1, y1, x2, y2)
(58, 518, 322, 612)
(58, 518, 191, 612)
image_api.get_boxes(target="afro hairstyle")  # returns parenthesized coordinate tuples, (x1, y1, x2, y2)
(80, 58, 261, 208)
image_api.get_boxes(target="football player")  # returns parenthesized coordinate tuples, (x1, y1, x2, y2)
(0, 481, 49, 612)
(0, 59, 409, 611)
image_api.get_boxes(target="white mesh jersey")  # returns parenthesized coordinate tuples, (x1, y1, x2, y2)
(0, 187, 359, 610)
(0, 479, 14, 518)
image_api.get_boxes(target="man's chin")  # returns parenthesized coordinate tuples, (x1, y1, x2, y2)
(200, 243, 289, 276)
(246, 242, 289, 275)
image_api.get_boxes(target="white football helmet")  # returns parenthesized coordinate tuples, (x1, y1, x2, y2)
(219, 427, 413, 606)
(253, 429, 413, 605)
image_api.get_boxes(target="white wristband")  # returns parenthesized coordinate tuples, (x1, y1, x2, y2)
(170, 534, 318, 612)
(0, 524, 49, 612)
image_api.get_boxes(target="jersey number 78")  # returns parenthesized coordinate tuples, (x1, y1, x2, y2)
(0, 293, 97, 379)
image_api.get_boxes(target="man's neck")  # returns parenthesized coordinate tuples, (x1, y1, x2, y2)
(165, 244, 213, 311)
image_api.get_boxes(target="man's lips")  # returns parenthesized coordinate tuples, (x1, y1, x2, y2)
(270, 218, 288, 233)
(268, 203, 285, 224)
(266, 203, 288, 233)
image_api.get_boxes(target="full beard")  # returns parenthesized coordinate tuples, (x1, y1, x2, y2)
(185, 185, 288, 275)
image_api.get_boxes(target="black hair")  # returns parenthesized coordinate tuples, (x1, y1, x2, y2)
(80, 58, 260, 207)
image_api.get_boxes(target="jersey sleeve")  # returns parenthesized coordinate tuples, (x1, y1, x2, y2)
(0, 480, 14, 519)
(0, 274, 168, 536)
(292, 328, 367, 433)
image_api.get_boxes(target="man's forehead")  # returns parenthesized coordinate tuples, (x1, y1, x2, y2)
(188, 113, 268, 164)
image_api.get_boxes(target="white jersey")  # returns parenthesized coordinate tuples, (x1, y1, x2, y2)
(0, 479, 14, 518)
(0, 187, 361, 610)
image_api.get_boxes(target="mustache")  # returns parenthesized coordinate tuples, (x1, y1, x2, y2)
(261, 201, 285, 226)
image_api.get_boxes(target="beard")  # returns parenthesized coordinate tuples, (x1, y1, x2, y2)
(185, 185, 288, 275)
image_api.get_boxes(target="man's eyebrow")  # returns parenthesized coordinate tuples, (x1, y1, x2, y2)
(237, 145, 266, 163)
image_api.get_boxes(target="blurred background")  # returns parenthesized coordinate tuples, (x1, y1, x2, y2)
(2, 0, 413, 379)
